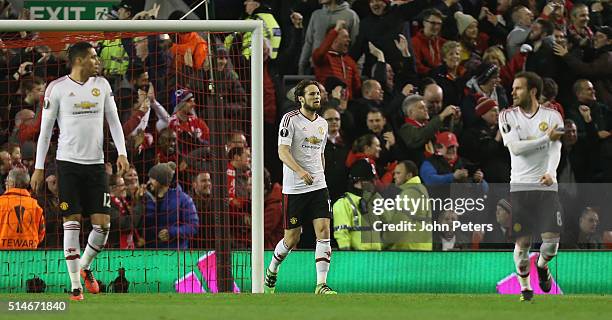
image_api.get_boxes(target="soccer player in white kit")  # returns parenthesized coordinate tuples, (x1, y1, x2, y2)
(499, 72, 564, 302)
(263, 80, 336, 294)
(30, 42, 129, 301)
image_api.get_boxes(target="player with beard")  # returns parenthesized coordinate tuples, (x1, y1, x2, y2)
(499, 72, 564, 302)
(30, 42, 129, 301)
(264, 80, 336, 294)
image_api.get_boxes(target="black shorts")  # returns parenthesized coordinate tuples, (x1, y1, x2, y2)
(57, 160, 110, 217)
(510, 190, 563, 238)
(282, 188, 331, 229)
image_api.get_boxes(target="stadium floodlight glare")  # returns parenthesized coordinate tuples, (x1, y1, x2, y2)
(0, 19, 265, 294)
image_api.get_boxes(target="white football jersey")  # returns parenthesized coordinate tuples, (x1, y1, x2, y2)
(499, 105, 563, 191)
(278, 109, 328, 194)
(35, 75, 127, 169)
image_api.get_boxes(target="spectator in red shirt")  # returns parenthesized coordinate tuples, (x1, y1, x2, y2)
(541, 77, 565, 119)
(168, 88, 210, 151)
(7, 144, 24, 170)
(227, 147, 251, 211)
(108, 174, 143, 249)
(412, 9, 447, 75)
(567, 4, 593, 50)
(226, 147, 251, 248)
(13, 108, 39, 144)
(312, 20, 361, 100)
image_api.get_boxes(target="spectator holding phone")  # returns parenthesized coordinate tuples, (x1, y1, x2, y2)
(398, 95, 460, 166)
(420, 131, 487, 186)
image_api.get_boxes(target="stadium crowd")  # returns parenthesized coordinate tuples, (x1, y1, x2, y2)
(0, 0, 610, 251)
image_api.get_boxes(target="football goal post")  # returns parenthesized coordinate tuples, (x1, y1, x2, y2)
(0, 19, 264, 294)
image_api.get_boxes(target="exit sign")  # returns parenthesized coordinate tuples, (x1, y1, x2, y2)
(25, 1, 115, 20)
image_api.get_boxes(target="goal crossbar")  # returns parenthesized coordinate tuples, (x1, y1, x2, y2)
(0, 19, 265, 294)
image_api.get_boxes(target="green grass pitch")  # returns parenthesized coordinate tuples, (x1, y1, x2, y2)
(0, 293, 610, 320)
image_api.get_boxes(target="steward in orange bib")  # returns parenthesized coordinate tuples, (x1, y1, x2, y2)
(0, 169, 45, 249)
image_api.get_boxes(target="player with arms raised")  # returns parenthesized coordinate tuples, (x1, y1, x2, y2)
(264, 80, 336, 294)
(30, 42, 129, 301)
(499, 72, 564, 302)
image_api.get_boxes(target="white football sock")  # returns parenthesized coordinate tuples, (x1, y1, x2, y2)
(315, 239, 331, 285)
(513, 244, 531, 291)
(63, 221, 82, 290)
(268, 239, 291, 273)
(80, 224, 110, 270)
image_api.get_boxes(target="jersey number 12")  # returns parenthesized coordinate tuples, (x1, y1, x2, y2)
(103, 193, 111, 208)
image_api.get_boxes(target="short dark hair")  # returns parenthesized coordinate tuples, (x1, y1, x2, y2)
(322, 106, 339, 116)
(294, 79, 320, 103)
(367, 107, 383, 116)
(352, 134, 377, 153)
(20, 76, 45, 94)
(580, 206, 598, 219)
(228, 147, 245, 159)
(573, 79, 590, 96)
(515, 71, 543, 98)
(564, 118, 576, 128)
(68, 42, 94, 64)
(535, 18, 554, 36)
(421, 8, 443, 23)
(542, 78, 558, 100)
(421, 77, 437, 90)
(553, 26, 566, 35)
(398, 160, 418, 177)
(109, 174, 122, 187)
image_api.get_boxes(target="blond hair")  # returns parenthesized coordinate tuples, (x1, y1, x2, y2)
(441, 41, 461, 58)
(483, 46, 507, 67)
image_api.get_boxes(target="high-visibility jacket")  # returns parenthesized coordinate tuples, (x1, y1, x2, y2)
(382, 176, 432, 251)
(0, 188, 45, 249)
(224, 9, 281, 60)
(99, 39, 129, 76)
(333, 191, 382, 251)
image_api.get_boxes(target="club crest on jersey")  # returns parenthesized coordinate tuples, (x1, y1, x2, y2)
(91, 88, 100, 97)
(539, 121, 548, 132)
(513, 223, 522, 233)
(304, 136, 322, 145)
(290, 217, 298, 225)
(59, 202, 69, 211)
